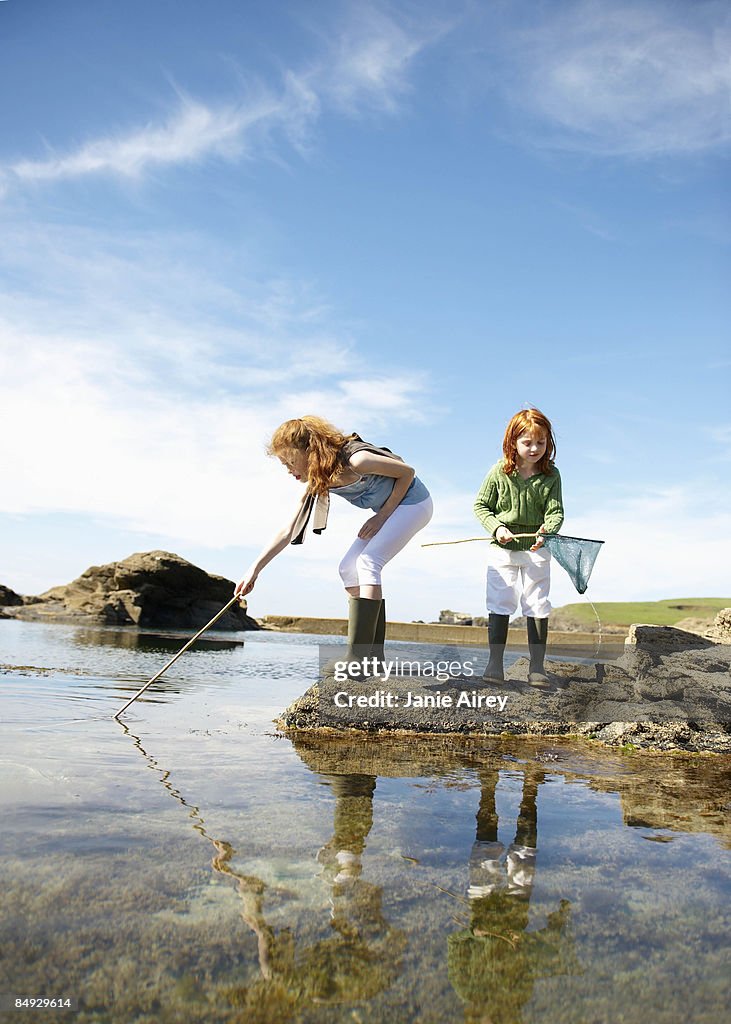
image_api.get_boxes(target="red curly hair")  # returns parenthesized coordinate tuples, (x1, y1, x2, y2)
(502, 408, 556, 476)
(267, 416, 350, 497)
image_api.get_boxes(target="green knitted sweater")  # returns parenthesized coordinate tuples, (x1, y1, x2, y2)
(473, 461, 564, 551)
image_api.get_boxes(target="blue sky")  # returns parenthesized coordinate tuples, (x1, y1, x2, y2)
(0, 0, 729, 620)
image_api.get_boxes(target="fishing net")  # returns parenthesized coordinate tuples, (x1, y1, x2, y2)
(542, 534, 604, 595)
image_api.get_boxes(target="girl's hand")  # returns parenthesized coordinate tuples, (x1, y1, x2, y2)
(235, 573, 258, 600)
(530, 526, 546, 552)
(358, 512, 387, 540)
(496, 526, 515, 545)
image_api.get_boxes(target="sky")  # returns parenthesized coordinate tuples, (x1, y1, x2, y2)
(0, 0, 729, 622)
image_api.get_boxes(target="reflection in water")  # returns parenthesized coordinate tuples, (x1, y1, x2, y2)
(316, 774, 404, 958)
(119, 725, 404, 1022)
(121, 720, 584, 1023)
(72, 628, 245, 653)
(449, 767, 579, 1024)
(289, 731, 731, 849)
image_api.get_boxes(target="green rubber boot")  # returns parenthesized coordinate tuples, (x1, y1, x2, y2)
(527, 617, 550, 686)
(368, 600, 386, 676)
(482, 613, 509, 682)
(346, 596, 383, 677)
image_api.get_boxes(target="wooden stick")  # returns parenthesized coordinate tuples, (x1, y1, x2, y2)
(113, 595, 241, 719)
(422, 533, 539, 547)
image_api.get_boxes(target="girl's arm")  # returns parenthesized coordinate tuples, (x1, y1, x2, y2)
(235, 491, 309, 597)
(473, 469, 504, 537)
(348, 450, 416, 540)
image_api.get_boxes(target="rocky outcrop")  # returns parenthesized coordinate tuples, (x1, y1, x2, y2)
(4, 551, 259, 631)
(0, 584, 24, 606)
(704, 608, 731, 643)
(279, 622, 731, 752)
(438, 609, 474, 626)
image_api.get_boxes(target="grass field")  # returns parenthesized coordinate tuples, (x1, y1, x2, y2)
(554, 597, 730, 628)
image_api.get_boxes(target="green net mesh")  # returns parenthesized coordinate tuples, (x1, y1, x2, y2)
(542, 534, 604, 594)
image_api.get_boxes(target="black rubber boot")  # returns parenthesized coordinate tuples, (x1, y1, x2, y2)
(482, 613, 509, 682)
(527, 617, 550, 686)
(346, 597, 383, 676)
(368, 600, 386, 676)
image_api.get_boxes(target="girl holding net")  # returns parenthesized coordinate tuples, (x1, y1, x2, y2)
(235, 416, 433, 669)
(473, 408, 564, 686)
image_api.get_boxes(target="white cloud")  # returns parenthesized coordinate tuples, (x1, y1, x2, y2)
(0, 221, 358, 397)
(491, 0, 731, 156)
(7, 95, 294, 186)
(0, 225, 432, 555)
(1, 269, 727, 616)
(319, 5, 441, 114)
(560, 487, 731, 603)
(1, 6, 441, 193)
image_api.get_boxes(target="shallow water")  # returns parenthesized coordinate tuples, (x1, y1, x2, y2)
(1, 619, 730, 1024)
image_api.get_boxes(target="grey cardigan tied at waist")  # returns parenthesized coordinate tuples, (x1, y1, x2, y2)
(290, 434, 403, 545)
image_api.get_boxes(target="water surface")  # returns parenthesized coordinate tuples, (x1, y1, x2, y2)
(1, 620, 729, 1023)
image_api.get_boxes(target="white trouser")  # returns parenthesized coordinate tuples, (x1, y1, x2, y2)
(338, 496, 433, 588)
(468, 842, 536, 899)
(486, 545, 552, 618)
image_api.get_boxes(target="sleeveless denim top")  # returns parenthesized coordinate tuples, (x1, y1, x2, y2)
(329, 472, 429, 511)
(290, 433, 429, 544)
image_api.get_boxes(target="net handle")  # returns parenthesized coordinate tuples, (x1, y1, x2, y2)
(422, 533, 540, 548)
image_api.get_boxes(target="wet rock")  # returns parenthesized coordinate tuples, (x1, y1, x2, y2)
(280, 684, 320, 729)
(5, 551, 259, 631)
(592, 722, 636, 743)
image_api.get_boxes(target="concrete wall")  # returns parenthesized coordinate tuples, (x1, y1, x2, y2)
(258, 615, 605, 647)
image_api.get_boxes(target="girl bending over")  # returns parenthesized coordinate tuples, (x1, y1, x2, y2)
(236, 416, 433, 668)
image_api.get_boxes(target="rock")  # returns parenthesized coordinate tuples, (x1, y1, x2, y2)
(706, 608, 731, 642)
(624, 623, 715, 651)
(619, 624, 715, 677)
(278, 618, 731, 752)
(6, 551, 259, 631)
(593, 722, 636, 743)
(0, 584, 24, 606)
(438, 609, 473, 626)
(279, 684, 320, 729)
